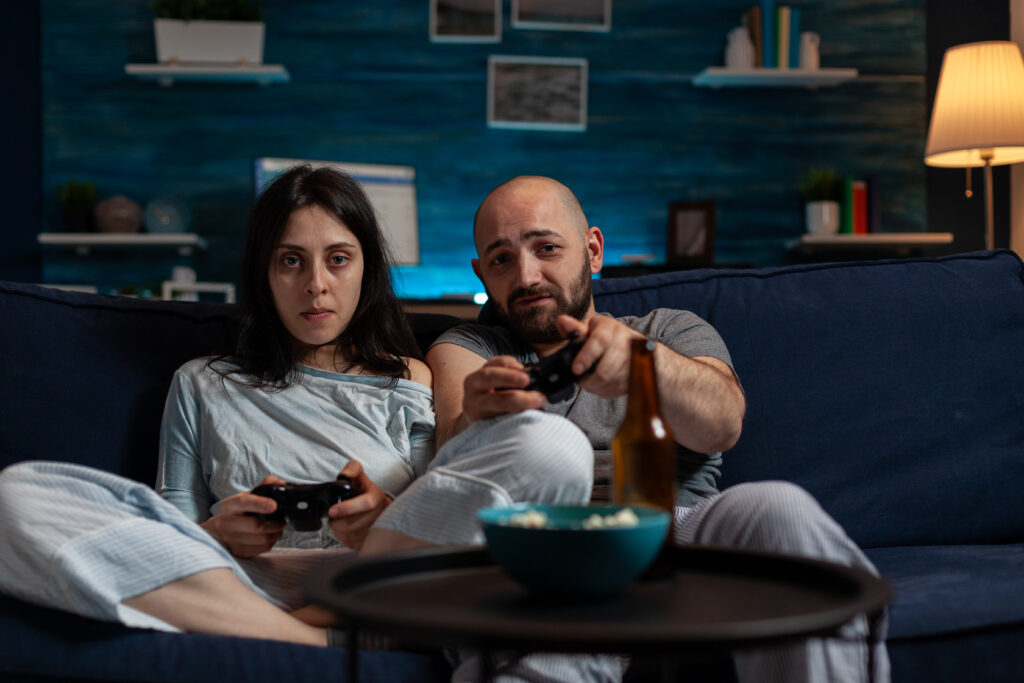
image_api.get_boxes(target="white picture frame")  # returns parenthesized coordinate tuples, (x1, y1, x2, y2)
(430, 0, 501, 43)
(487, 56, 588, 132)
(511, 0, 611, 32)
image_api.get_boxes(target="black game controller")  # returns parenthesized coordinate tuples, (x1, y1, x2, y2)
(521, 332, 595, 402)
(250, 475, 359, 531)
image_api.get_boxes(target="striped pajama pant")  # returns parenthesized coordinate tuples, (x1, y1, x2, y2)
(0, 410, 887, 683)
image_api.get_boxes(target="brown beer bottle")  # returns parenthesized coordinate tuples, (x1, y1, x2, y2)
(612, 338, 677, 513)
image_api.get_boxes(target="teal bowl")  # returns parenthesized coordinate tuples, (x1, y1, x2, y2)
(477, 503, 670, 598)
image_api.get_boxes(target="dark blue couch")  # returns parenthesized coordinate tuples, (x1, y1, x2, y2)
(2, 249, 1023, 681)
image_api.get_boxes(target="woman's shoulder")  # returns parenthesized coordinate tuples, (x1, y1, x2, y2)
(403, 357, 432, 389)
(171, 356, 245, 391)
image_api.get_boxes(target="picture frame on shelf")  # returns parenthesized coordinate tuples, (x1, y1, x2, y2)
(666, 200, 716, 268)
(430, 0, 501, 43)
(487, 56, 588, 132)
(511, 0, 611, 32)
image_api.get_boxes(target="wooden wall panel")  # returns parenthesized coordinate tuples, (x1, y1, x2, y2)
(41, 0, 926, 297)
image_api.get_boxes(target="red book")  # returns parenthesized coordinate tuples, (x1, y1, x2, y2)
(852, 180, 868, 235)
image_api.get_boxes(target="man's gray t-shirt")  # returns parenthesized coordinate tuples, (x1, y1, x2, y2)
(432, 308, 736, 507)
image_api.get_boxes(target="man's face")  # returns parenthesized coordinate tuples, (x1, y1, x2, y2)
(473, 182, 597, 344)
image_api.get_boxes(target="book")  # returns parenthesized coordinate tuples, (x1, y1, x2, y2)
(760, 0, 776, 70)
(852, 180, 868, 234)
(840, 175, 854, 234)
(788, 7, 801, 68)
(777, 7, 790, 69)
(867, 175, 882, 233)
(744, 6, 763, 68)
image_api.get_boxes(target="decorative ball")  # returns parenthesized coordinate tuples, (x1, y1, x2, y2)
(94, 195, 143, 233)
(145, 199, 191, 234)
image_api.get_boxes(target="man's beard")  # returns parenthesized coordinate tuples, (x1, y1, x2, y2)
(490, 259, 593, 344)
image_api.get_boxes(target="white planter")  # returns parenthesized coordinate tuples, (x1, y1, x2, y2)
(154, 19, 265, 64)
(805, 200, 840, 235)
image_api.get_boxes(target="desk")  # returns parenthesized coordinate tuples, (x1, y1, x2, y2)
(307, 545, 891, 682)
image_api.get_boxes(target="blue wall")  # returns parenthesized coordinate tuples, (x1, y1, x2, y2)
(41, 0, 926, 298)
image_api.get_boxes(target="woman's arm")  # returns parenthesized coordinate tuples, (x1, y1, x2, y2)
(156, 369, 217, 522)
(158, 366, 286, 557)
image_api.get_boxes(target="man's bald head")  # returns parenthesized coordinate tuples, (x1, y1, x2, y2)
(473, 176, 589, 250)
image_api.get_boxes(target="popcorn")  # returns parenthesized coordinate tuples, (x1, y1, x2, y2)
(501, 507, 640, 530)
(506, 509, 550, 528)
(582, 507, 640, 529)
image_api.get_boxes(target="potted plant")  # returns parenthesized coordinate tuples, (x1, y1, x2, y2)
(152, 0, 264, 65)
(57, 179, 96, 232)
(799, 168, 842, 235)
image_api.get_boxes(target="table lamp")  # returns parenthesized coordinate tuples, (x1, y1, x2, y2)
(924, 41, 1024, 250)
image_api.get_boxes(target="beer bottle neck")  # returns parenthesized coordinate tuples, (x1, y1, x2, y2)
(625, 338, 664, 428)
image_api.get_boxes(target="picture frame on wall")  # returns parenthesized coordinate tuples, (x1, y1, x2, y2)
(430, 0, 501, 43)
(487, 56, 588, 131)
(667, 200, 716, 267)
(511, 0, 611, 32)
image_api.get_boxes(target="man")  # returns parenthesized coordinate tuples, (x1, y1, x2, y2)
(426, 175, 889, 683)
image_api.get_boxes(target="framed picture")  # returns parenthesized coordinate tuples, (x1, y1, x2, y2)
(430, 0, 501, 43)
(667, 200, 716, 267)
(487, 56, 588, 132)
(512, 0, 611, 32)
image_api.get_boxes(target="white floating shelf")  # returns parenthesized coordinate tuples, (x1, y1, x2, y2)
(693, 67, 858, 88)
(125, 63, 290, 86)
(39, 233, 208, 256)
(798, 233, 953, 248)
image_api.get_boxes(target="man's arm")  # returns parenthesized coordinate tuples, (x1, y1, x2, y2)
(651, 347, 745, 454)
(558, 315, 745, 455)
(426, 342, 546, 448)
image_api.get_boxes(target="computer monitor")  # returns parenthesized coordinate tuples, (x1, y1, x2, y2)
(253, 157, 420, 265)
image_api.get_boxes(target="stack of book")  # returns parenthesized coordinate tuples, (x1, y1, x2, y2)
(743, 1, 802, 69)
(839, 176, 882, 235)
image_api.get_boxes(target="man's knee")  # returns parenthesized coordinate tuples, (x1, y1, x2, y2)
(494, 411, 594, 504)
(695, 481, 848, 556)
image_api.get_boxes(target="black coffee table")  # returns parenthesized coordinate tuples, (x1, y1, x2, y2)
(306, 543, 892, 682)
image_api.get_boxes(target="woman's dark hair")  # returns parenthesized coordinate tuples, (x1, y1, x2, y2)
(218, 165, 421, 388)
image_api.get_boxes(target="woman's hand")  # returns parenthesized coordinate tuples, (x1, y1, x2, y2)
(201, 475, 286, 558)
(327, 460, 391, 550)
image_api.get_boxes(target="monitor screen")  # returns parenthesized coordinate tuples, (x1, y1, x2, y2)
(253, 157, 420, 265)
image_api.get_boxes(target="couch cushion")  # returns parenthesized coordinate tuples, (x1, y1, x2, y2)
(865, 543, 1024, 640)
(592, 251, 1024, 548)
(0, 594, 450, 683)
(0, 282, 241, 485)
(868, 543, 1024, 683)
(0, 282, 461, 486)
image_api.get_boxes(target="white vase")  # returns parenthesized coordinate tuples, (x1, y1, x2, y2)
(154, 19, 265, 64)
(806, 200, 840, 235)
(799, 32, 820, 70)
(725, 26, 756, 70)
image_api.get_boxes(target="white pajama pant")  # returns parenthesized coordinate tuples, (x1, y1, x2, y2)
(673, 481, 891, 683)
(0, 411, 625, 682)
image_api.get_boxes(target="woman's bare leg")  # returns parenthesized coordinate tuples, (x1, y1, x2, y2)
(122, 568, 327, 646)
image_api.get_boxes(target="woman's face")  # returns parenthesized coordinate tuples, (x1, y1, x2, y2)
(268, 204, 364, 365)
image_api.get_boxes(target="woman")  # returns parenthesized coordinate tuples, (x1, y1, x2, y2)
(0, 166, 594, 654)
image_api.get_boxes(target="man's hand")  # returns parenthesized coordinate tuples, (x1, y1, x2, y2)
(461, 355, 547, 422)
(556, 314, 645, 398)
(201, 474, 286, 558)
(327, 460, 391, 550)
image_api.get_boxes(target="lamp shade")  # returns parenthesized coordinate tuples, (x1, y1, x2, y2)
(924, 41, 1024, 168)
